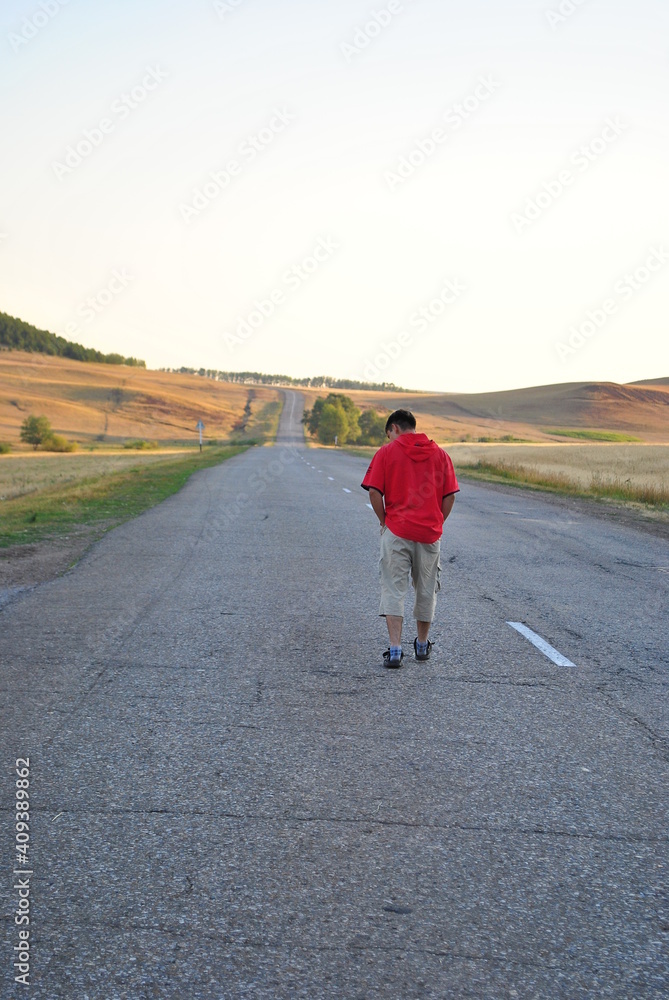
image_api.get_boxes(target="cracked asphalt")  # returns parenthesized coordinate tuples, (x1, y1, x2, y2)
(1, 390, 667, 999)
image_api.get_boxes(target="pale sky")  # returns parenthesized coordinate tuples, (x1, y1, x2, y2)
(1, 0, 667, 392)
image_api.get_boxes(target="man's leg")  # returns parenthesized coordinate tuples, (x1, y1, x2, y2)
(416, 620, 431, 643)
(379, 530, 411, 655)
(386, 615, 403, 646)
(412, 540, 441, 646)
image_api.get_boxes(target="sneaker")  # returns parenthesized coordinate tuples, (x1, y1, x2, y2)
(383, 648, 404, 669)
(413, 638, 433, 661)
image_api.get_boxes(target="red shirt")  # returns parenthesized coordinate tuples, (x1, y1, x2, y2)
(361, 433, 459, 543)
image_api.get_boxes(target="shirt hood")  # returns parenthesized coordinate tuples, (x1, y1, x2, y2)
(392, 432, 440, 462)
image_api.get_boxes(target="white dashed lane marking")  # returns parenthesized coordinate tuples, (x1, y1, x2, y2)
(343, 488, 352, 494)
(507, 622, 576, 667)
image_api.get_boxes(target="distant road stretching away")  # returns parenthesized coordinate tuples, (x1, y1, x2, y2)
(1, 389, 667, 999)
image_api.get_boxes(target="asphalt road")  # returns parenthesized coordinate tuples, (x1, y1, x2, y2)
(1, 389, 667, 999)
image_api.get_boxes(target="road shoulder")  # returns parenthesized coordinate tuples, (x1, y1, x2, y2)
(457, 472, 669, 541)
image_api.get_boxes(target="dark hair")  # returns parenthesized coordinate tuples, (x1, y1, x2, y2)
(385, 409, 416, 433)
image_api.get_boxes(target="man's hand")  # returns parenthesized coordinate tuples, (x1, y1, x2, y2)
(442, 493, 455, 522)
(368, 487, 386, 527)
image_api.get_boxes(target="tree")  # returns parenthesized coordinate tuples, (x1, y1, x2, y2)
(358, 409, 386, 445)
(20, 415, 52, 449)
(304, 393, 362, 444)
(0, 310, 146, 367)
(317, 403, 348, 444)
(334, 394, 360, 442)
(303, 396, 325, 436)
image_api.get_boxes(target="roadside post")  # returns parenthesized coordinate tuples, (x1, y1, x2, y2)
(196, 420, 204, 453)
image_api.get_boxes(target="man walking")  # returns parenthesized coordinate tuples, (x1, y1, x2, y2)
(361, 409, 458, 668)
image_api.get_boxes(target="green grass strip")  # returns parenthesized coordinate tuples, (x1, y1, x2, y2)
(544, 428, 642, 442)
(0, 445, 248, 548)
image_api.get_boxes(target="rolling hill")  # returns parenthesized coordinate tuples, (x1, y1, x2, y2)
(301, 380, 669, 443)
(0, 350, 667, 445)
(0, 351, 282, 445)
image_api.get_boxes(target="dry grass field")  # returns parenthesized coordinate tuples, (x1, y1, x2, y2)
(0, 351, 283, 446)
(0, 449, 196, 501)
(340, 441, 669, 509)
(0, 445, 247, 557)
(447, 442, 669, 492)
(451, 443, 669, 510)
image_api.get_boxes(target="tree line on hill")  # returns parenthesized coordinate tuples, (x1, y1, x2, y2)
(0, 311, 145, 367)
(160, 366, 408, 393)
(303, 393, 387, 445)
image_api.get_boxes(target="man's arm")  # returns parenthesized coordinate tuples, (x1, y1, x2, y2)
(442, 493, 455, 522)
(368, 487, 385, 527)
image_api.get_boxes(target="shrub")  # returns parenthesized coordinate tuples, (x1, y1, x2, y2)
(0, 441, 11, 454)
(123, 439, 158, 450)
(43, 434, 77, 452)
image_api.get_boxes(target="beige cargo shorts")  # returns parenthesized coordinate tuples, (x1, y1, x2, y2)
(379, 526, 441, 622)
